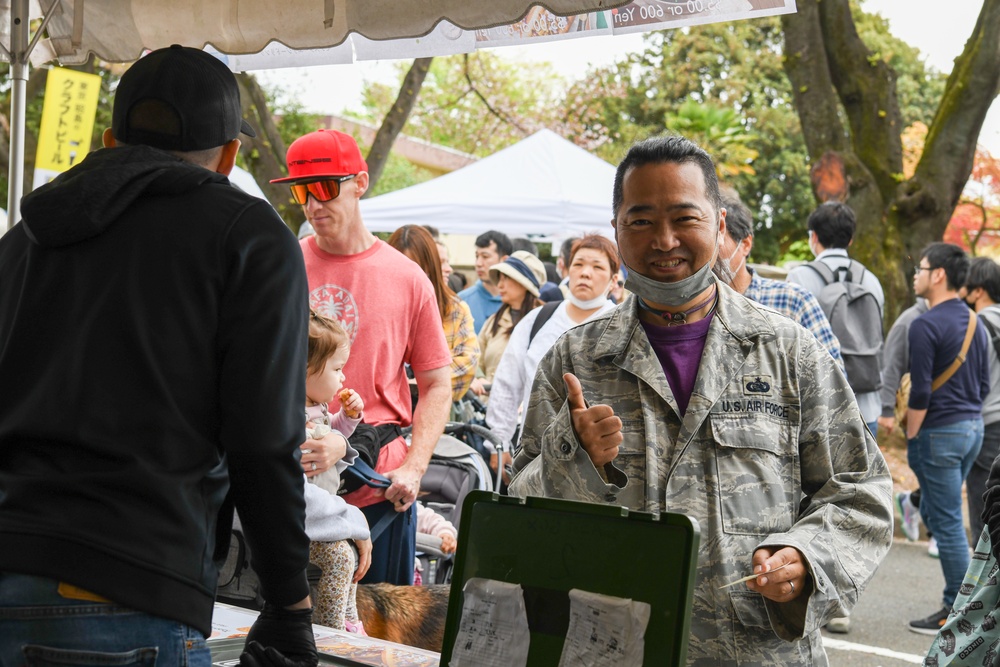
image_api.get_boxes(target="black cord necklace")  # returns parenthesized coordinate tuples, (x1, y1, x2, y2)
(637, 285, 718, 326)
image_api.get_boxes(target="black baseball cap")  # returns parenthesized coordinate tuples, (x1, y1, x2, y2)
(112, 44, 256, 151)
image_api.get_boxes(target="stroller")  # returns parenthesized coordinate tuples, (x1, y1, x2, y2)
(451, 392, 514, 492)
(406, 422, 502, 585)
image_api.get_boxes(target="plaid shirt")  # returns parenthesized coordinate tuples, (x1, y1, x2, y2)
(744, 269, 845, 372)
(443, 298, 480, 402)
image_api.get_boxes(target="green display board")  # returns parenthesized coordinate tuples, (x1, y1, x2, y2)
(440, 492, 700, 667)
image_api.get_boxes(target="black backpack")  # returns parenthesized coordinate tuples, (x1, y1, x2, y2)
(528, 301, 561, 346)
(806, 259, 884, 393)
(217, 527, 323, 610)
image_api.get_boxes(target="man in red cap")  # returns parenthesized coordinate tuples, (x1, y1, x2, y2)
(273, 129, 451, 585)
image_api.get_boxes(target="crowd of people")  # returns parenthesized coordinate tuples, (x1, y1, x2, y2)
(0, 42, 997, 667)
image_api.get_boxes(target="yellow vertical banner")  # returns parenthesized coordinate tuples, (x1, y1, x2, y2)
(34, 67, 102, 188)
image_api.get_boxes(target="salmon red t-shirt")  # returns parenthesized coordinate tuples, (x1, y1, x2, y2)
(301, 237, 451, 507)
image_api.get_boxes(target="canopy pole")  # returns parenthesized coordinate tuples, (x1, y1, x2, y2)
(7, 0, 29, 229)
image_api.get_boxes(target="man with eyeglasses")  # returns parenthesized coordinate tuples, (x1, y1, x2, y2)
(905, 243, 989, 635)
(272, 129, 452, 585)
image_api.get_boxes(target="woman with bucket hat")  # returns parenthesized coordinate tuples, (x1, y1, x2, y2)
(470, 251, 547, 399)
(486, 235, 619, 454)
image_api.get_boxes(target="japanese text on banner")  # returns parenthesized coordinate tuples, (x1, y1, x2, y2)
(35, 68, 102, 179)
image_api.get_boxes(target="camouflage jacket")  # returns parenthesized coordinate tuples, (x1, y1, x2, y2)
(509, 282, 893, 666)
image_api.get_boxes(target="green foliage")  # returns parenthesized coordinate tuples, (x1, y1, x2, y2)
(776, 239, 814, 266)
(251, 78, 324, 154)
(665, 99, 759, 178)
(366, 153, 435, 197)
(350, 10, 936, 255)
(272, 98, 323, 151)
(359, 52, 566, 157)
(559, 20, 813, 262)
(89, 68, 116, 150)
(852, 1, 946, 128)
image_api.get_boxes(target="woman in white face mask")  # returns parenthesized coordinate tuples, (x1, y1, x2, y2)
(565, 243, 618, 321)
(485, 235, 620, 479)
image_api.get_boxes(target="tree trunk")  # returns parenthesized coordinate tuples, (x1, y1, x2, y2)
(899, 0, 1000, 260)
(235, 73, 298, 227)
(781, 3, 901, 318)
(364, 57, 433, 196)
(782, 0, 1000, 322)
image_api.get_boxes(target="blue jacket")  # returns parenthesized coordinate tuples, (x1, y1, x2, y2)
(458, 280, 503, 334)
(908, 298, 990, 429)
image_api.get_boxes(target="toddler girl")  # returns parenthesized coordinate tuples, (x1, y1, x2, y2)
(305, 310, 364, 496)
(302, 310, 370, 633)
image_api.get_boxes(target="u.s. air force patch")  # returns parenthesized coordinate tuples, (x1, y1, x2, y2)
(719, 397, 794, 420)
(743, 375, 772, 396)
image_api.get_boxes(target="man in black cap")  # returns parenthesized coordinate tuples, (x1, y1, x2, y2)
(0, 45, 317, 665)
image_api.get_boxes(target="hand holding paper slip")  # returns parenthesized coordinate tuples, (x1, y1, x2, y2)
(719, 563, 789, 589)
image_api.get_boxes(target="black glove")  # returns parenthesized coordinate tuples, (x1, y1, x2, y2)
(239, 604, 318, 667)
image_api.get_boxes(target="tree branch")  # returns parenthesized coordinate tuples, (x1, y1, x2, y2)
(235, 73, 295, 220)
(365, 56, 433, 195)
(780, 6, 849, 159)
(781, 2, 884, 232)
(781, 2, 904, 318)
(970, 200, 987, 255)
(908, 0, 1000, 242)
(463, 54, 530, 137)
(817, 0, 904, 202)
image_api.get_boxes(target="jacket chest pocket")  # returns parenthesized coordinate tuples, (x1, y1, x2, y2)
(711, 413, 800, 535)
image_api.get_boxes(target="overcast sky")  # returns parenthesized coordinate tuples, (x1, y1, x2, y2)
(256, 0, 999, 154)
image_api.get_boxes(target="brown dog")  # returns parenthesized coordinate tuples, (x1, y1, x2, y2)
(356, 583, 451, 652)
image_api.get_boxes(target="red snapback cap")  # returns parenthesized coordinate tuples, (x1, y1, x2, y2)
(271, 129, 368, 183)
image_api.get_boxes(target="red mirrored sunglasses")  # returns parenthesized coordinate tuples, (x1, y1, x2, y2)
(289, 175, 356, 205)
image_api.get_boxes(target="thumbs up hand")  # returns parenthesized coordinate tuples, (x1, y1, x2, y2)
(563, 372, 622, 468)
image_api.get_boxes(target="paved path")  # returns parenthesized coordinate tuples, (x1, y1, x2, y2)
(823, 538, 944, 666)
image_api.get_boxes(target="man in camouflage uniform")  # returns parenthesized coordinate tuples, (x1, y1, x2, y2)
(509, 136, 893, 666)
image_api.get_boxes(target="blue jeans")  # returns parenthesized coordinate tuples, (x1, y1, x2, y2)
(0, 572, 211, 667)
(908, 418, 984, 607)
(360, 501, 416, 585)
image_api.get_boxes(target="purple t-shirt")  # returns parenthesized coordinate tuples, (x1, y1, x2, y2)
(640, 312, 714, 415)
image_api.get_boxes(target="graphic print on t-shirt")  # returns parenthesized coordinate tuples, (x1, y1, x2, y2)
(310, 284, 359, 343)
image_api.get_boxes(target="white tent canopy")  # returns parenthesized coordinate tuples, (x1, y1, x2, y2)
(360, 129, 616, 238)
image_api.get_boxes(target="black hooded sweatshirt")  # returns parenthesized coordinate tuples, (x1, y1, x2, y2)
(0, 145, 310, 635)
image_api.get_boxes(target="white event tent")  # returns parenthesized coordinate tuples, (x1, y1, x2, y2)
(360, 129, 616, 239)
